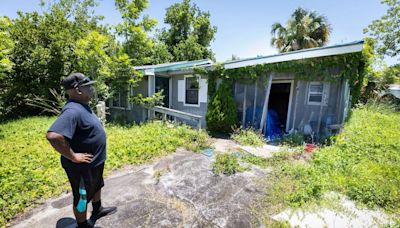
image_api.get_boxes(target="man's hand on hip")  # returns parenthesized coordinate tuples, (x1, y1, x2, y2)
(72, 153, 93, 163)
(46, 132, 94, 164)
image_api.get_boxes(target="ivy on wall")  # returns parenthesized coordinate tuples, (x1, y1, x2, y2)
(197, 44, 372, 107)
(195, 42, 373, 133)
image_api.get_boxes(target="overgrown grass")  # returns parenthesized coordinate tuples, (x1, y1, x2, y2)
(0, 117, 209, 226)
(231, 128, 266, 146)
(278, 132, 305, 147)
(212, 153, 245, 175)
(310, 104, 400, 212)
(252, 103, 400, 225)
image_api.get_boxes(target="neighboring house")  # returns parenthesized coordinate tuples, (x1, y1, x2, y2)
(109, 41, 364, 137)
(387, 84, 400, 99)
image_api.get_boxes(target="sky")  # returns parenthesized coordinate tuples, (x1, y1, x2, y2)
(0, 0, 397, 65)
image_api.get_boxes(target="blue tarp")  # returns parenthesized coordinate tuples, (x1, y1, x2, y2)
(266, 109, 282, 141)
(245, 107, 282, 141)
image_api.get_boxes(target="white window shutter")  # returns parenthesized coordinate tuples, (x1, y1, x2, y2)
(178, 80, 184, 102)
(199, 78, 208, 103)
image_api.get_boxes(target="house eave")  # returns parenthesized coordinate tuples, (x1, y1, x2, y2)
(223, 41, 364, 70)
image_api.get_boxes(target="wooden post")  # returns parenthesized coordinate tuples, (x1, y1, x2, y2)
(163, 113, 167, 121)
(316, 104, 324, 135)
(252, 80, 258, 126)
(336, 79, 344, 123)
(290, 81, 300, 132)
(317, 83, 330, 135)
(242, 84, 247, 127)
(96, 101, 106, 126)
(259, 73, 273, 133)
(197, 119, 202, 130)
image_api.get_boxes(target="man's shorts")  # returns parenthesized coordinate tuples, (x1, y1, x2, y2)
(64, 163, 105, 208)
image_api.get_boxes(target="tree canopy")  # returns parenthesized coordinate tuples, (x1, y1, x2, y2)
(271, 7, 331, 53)
(365, 0, 400, 59)
(0, 17, 14, 80)
(160, 0, 217, 61)
(0, 0, 115, 119)
(0, 0, 217, 121)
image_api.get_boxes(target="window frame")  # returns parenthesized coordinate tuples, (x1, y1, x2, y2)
(307, 82, 324, 105)
(184, 75, 200, 107)
(110, 86, 131, 110)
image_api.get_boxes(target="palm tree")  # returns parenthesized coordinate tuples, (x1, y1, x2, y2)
(271, 7, 332, 53)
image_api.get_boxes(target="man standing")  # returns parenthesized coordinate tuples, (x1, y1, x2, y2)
(46, 73, 116, 228)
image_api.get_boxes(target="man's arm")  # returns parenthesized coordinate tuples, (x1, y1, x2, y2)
(46, 131, 93, 163)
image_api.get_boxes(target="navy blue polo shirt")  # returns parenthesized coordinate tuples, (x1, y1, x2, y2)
(48, 99, 106, 170)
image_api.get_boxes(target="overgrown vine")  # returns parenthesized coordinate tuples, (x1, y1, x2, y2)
(197, 42, 372, 107)
(195, 44, 372, 133)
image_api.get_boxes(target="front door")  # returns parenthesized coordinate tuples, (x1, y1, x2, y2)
(155, 76, 170, 107)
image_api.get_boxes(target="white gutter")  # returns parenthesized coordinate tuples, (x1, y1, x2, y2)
(224, 42, 364, 70)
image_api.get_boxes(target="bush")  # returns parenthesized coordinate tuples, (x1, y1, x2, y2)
(206, 80, 237, 134)
(0, 117, 209, 226)
(231, 128, 265, 146)
(212, 153, 245, 175)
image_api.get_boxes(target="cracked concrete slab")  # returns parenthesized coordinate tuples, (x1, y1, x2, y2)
(12, 148, 269, 228)
(211, 137, 282, 159)
(272, 192, 394, 228)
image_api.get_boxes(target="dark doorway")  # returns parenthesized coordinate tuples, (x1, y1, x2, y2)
(155, 76, 170, 107)
(268, 83, 291, 133)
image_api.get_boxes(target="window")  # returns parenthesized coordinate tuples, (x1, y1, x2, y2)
(307, 82, 323, 105)
(185, 76, 199, 105)
(111, 88, 129, 109)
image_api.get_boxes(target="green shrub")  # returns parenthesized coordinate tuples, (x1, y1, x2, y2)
(206, 80, 237, 134)
(231, 128, 265, 146)
(0, 117, 209, 226)
(212, 153, 245, 175)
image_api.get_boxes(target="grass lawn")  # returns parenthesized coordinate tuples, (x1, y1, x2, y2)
(0, 117, 209, 227)
(250, 103, 400, 225)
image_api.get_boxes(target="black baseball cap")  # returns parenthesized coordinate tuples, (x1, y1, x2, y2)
(62, 73, 96, 90)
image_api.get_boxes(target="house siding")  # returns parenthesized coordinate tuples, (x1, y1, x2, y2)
(108, 77, 148, 123)
(108, 69, 349, 136)
(234, 72, 346, 135)
(171, 74, 208, 128)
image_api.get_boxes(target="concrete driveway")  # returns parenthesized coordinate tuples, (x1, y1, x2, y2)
(12, 148, 268, 228)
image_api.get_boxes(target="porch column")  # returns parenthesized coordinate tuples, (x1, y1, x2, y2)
(259, 73, 274, 133)
(290, 81, 300, 132)
(147, 74, 156, 119)
(242, 84, 247, 127)
(252, 80, 258, 125)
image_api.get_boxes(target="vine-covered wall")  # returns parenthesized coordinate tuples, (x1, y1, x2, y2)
(203, 51, 369, 107)
(197, 43, 372, 133)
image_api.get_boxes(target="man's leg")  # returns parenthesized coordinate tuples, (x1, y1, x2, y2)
(93, 189, 101, 202)
(91, 189, 102, 215)
(90, 189, 116, 220)
(64, 169, 91, 227)
(89, 165, 116, 222)
(73, 206, 87, 223)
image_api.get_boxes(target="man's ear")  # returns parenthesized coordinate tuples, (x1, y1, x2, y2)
(76, 87, 82, 95)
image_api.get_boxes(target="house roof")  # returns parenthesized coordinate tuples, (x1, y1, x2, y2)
(222, 40, 364, 70)
(134, 59, 213, 75)
(133, 41, 364, 74)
